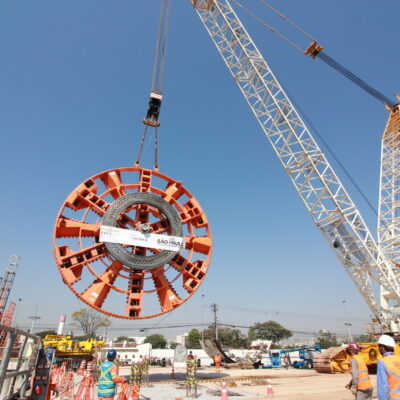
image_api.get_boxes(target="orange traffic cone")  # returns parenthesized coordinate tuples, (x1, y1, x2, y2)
(77, 360, 87, 376)
(85, 361, 93, 376)
(170, 366, 176, 379)
(221, 381, 228, 400)
(266, 379, 275, 398)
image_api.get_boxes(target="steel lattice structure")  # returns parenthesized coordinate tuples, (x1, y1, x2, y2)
(193, 0, 400, 329)
(379, 108, 400, 318)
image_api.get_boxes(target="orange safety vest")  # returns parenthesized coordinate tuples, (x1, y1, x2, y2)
(215, 355, 221, 364)
(353, 355, 373, 391)
(382, 354, 400, 398)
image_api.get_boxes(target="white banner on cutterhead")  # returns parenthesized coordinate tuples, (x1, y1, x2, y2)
(99, 225, 185, 252)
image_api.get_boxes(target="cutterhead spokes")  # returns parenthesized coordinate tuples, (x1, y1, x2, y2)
(53, 167, 212, 319)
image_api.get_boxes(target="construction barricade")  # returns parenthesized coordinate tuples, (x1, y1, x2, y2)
(117, 384, 139, 400)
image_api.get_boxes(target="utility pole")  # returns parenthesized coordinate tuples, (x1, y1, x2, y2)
(29, 305, 41, 334)
(201, 294, 205, 340)
(342, 300, 353, 341)
(12, 298, 22, 327)
(211, 303, 218, 341)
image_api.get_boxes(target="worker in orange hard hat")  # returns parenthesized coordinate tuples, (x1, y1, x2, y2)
(377, 334, 400, 400)
(98, 350, 126, 400)
(214, 353, 221, 373)
(344, 342, 373, 400)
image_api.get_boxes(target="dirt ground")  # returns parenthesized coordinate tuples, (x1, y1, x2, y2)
(116, 365, 378, 399)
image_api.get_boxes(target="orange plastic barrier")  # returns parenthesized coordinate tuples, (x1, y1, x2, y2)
(60, 372, 74, 400)
(117, 384, 139, 400)
(75, 375, 94, 400)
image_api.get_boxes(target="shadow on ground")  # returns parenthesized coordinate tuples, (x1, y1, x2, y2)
(140, 371, 230, 382)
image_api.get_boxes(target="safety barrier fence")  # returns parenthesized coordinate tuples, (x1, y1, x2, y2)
(0, 323, 41, 399)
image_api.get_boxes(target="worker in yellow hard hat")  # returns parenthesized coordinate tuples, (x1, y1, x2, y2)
(344, 342, 373, 399)
(377, 335, 400, 400)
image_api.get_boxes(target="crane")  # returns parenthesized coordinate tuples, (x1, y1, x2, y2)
(191, 0, 400, 332)
(0, 256, 20, 321)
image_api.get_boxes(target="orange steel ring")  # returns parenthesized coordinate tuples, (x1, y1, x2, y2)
(53, 167, 212, 319)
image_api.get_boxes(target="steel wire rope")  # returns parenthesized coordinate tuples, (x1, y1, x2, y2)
(317, 52, 396, 107)
(151, 0, 171, 92)
(229, 0, 304, 54)
(230, 0, 396, 106)
(135, 124, 149, 167)
(254, 0, 316, 42)
(211, 0, 381, 216)
(136, 0, 171, 169)
(16, 321, 362, 336)
(279, 80, 379, 217)
(217, 304, 368, 322)
(154, 126, 159, 169)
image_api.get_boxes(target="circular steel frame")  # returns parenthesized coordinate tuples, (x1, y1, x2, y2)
(103, 192, 183, 270)
(53, 167, 212, 319)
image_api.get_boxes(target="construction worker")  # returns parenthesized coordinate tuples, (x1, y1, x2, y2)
(344, 342, 373, 399)
(283, 355, 289, 369)
(98, 350, 126, 400)
(377, 334, 400, 400)
(214, 353, 221, 372)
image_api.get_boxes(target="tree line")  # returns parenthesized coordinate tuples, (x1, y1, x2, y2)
(35, 307, 373, 350)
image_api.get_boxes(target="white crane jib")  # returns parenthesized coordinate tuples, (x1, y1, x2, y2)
(192, 0, 400, 331)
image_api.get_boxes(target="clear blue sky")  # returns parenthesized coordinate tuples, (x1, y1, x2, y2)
(1, 0, 399, 340)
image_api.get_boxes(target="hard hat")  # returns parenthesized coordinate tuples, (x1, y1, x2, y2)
(378, 335, 396, 349)
(347, 342, 360, 353)
(107, 349, 117, 361)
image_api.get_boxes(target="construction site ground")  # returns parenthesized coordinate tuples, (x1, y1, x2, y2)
(113, 366, 378, 399)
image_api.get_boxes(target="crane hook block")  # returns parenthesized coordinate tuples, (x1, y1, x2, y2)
(143, 91, 162, 127)
(304, 40, 324, 59)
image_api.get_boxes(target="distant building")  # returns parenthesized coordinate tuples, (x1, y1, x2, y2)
(175, 333, 188, 346)
(131, 336, 146, 345)
(250, 340, 272, 350)
(102, 342, 151, 365)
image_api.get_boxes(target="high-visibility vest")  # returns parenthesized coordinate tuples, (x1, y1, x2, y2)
(382, 354, 400, 398)
(215, 355, 221, 364)
(353, 355, 373, 391)
(98, 361, 116, 397)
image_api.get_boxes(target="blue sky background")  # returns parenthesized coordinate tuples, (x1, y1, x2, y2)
(1, 0, 399, 340)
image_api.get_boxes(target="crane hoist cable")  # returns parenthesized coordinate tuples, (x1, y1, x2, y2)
(143, 0, 171, 128)
(136, 0, 171, 170)
(231, 0, 397, 108)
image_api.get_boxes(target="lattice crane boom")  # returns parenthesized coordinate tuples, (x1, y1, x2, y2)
(378, 105, 400, 320)
(192, 0, 400, 330)
(0, 256, 20, 319)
